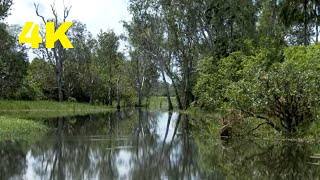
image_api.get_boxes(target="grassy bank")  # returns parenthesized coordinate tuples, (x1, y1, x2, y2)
(0, 100, 114, 142)
(0, 100, 114, 118)
(0, 100, 112, 111)
(0, 116, 49, 142)
(0, 100, 115, 142)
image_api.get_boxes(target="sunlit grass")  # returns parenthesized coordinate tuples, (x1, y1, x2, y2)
(0, 116, 49, 142)
(0, 100, 114, 119)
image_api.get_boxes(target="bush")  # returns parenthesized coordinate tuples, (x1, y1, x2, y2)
(15, 79, 44, 100)
(226, 44, 320, 133)
(67, 97, 77, 102)
(195, 44, 320, 134)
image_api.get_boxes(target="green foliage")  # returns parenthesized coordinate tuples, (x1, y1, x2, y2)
(279, 0, 318, 45)
(14, 78, 44, 100)
(194, 51, 248, 110)
(0, 23, 28, 99)
(196, 43, 320, 134)
(0, 0, 12, 20)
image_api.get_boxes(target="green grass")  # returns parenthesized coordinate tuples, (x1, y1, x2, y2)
(0, 100, 112, 111)
(0, 100, 114, 118)
(144, 96, 178, 110)
(0, 101, 116, 142)
(0, 116, 49, 142)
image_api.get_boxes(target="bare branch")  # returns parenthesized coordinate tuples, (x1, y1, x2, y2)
(63, 6, 72, 22)
(34, 2, 46, 24)
(50, 4, 58, 25)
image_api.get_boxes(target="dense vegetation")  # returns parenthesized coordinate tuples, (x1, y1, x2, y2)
(1, 0, 320, 137)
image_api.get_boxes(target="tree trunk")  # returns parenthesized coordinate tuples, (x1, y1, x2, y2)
(89, 90, 94, 105)
(56, 62, 63, 102)
(160, 61, 173, 111)
(272, 0, 277, 36)
(138, 89, 142, 107)
(108, 56, 113, 106)
(108, 82, 113, 106)
(304, 0, 308, 46)
(184, 59, 191, 109)
(53, 44, 63, 102)
(116, 75, 121, 110)
(171, 78, 183, 110)
(316, 15, 319, 43)
(136, 57, 143, 107)
(166, 68, 183, 110)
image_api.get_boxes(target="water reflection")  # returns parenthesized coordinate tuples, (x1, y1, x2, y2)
(199, 139, 320, 179)
(1, 110, 320, 180)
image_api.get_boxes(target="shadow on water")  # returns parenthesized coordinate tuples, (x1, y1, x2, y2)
(1, 109, 320, 179)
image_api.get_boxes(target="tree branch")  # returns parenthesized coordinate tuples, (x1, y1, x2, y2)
(34, 3, 46, 24)
(243, 110, 282, 132)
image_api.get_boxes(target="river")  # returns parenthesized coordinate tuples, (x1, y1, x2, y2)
(1, 109, 320, 179)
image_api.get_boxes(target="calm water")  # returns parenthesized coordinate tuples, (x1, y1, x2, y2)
(1, 109, 320, 180)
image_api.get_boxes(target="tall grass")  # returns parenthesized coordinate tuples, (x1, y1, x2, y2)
(0, 100, 112, 111)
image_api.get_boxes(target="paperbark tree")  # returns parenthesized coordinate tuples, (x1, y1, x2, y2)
(34, 2, 72, 102)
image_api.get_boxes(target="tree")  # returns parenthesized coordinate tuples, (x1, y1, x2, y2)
(223, 45, 320, 133)
(18, 58, 55, 100)
(279, 0, 320, 45)
(0, 0, 12, 20)
(0, 3, 28, 99)
(65, 21, 98, 103)
(96, 30, 120, 105)
(124, 3, 174, 110)
(128, 49, 158, 107)
(34, 2, 72, 102)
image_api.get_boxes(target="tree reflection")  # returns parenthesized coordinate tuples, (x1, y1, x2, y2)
(3, 110, 320, 179)
(198, 138, 320, 179)
(0, 142, 27, 179)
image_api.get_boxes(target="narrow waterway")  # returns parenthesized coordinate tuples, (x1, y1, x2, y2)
(1, 109, 320, 180)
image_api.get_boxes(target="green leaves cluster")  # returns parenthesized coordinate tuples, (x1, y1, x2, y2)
(0, 1, 28, 99)
(196, 43, 320, 133)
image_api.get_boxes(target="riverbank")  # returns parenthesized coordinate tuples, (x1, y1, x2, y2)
(0, 100, 114, 142)
(0, 116, 49, 142)
(0, 100, 112, 111)
(0, 100, 114, 118)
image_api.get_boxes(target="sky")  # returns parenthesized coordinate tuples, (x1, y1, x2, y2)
(5, 0, 132, 59)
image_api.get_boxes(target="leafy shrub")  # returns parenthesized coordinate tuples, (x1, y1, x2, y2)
(15, 78, 44, 100)
(67, 97, 77, 102)
(196, 44, 320, 134)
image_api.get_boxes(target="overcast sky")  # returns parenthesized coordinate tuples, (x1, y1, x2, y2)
(5, 0, 132, 59)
